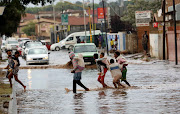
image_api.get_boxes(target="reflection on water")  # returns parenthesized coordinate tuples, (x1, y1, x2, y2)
(73, 93, 85, 114)
(16, 64, 180, 113)
(27, 69, 32, 89)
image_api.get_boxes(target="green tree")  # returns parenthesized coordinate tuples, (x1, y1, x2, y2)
(22, 21, 36, 36)
(25, 1, 101, 14)
(0, 0, 51, 36)
(110, 15, 133, 33)
(121, 0, 161, 27)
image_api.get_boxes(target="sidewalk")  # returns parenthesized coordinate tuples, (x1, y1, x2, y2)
(97, 49, 172, 65)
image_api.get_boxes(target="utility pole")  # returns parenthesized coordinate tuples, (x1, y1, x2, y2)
(89, 6, 92, 43)
(93, 0, 95, 40)
(53, 1, 56, 43)
(37, 10, 40, 41)
(102, 0, 109, 55)
(83, 0, 87, 42)
(163, 0, 166, 60)
(173, 0, 178, 65)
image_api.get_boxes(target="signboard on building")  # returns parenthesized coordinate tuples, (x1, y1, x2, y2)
(97, 8, 108, 23)
(97, 8, 105, 19)
(61, 14, 68, 25)
(153, 22, 158, 28)
(0, 6, 5, 15)
(135, 11, 151, 27)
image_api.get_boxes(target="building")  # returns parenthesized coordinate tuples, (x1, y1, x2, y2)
(16, 14, 60, 40)
(152, 0, 180, 61)
(165, 0, 180, 62)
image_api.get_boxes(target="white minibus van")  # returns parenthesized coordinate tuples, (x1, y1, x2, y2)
(50, 30, 101, 51)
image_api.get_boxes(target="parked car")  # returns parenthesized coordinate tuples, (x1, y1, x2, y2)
(18, 40, 31, 56)
(26, 46, 50, 65)
(18, 37, 30, 42)
(50, 30, 101, 51)
(41, 40, 51, 50)
(73, 43, 98, 64)
(5, 38, 19, 51)
(22, 41, 43, 59)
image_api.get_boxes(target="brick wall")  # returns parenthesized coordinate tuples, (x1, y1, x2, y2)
(137, 26, 150, 52)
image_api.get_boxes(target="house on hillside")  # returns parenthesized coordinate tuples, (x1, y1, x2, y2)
(16, 14, 60, 40)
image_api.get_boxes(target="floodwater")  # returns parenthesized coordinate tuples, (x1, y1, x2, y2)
(16, 64, 180, 114)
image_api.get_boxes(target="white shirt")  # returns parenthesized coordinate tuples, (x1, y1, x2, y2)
(109, 63, 122, 78)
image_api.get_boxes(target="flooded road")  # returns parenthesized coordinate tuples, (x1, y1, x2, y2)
(16, 64, 180, 114)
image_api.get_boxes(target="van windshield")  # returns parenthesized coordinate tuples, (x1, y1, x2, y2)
(74, 45, 97, 53)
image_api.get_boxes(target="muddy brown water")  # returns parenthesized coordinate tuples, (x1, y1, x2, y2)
(15, 64, 180, 114)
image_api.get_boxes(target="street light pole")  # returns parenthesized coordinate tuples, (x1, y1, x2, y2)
(53, 1, 56, 43)
(37, 10, 40, 40)
(83, 0, 87, 42)
(93, 0, 95, 40)
(173, 0, 178, 65)
(102, 0, 109, 55)
(163, 0, 166, 60)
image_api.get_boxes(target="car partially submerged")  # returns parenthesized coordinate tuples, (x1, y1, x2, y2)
(26, 46, 50, 65)
(73, 43, 98, 64)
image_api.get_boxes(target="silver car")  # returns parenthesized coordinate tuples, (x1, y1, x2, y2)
(22, 41, 43, 59)
(26, 47, 50, 65)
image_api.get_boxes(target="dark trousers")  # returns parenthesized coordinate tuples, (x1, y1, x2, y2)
(73, 80, 88, 93)
(122, 80, 131, 86)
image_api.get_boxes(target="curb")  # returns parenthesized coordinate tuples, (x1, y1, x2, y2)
(8, 78, 17, 114)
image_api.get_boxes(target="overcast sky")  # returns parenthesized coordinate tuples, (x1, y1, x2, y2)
(27, 0, 118, 7)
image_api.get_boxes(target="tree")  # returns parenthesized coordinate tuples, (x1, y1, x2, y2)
(121, 0, 161, 27)
(0, 0, 51, 36)
(22, 21, 35, 36)
(110, 15, 133, 33)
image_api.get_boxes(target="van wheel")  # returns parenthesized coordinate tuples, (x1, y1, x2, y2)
(68, 45, 74, 51)
(55, 46, 60, 51)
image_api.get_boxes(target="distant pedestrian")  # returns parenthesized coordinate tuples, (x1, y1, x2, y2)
(81, 40, 85, 43)
(69, 52, 89, 93)
(98, 34, 102, 49)
(94, 35, 99, 47)
(6, 51, 26, 91)
(114, 35, 118, 50)
(110, 39, 114, 49)
(114, 51, 131, 87)
(109, 59, 124, 88)
(142, 31, 149, 56)
(76, 37, 81, 43)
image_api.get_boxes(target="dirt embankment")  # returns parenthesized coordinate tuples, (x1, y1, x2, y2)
(20, 61, 97, 69)
(0, 70, 12, 114)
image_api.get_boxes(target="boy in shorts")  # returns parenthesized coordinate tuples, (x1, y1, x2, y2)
(109, 59, 124, 88)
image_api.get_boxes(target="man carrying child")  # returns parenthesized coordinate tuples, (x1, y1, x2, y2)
(69, 52, 89, 93)
(114, 51, 131, 87)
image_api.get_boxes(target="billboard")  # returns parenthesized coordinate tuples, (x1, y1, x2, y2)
(97, 8, 108, 23)
(135, 11, 151, 26)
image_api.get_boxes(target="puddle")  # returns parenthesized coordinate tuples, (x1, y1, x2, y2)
(16, 64, 180, 113)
